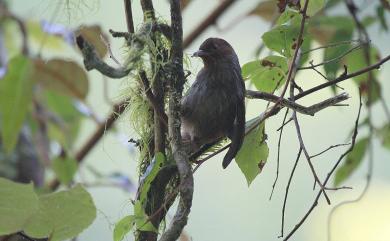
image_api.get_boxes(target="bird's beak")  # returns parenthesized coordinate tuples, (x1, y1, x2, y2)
(192, 49, 207, 57)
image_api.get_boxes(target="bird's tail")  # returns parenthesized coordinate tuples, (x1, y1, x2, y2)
(222, 103, 245, 168)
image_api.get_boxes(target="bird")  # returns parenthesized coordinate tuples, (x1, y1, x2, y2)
(181, 37, 246, 168)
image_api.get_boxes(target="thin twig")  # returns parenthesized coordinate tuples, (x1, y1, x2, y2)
(298, 43, 363, 70)
(246, 0, 310, 137)
(294, 54, 390, 100)
(327, 3, 375, 241)
(277, 117, 293, 132)
(139, 70, 168, 126)
(48, 100, 128, 190)
(301, 39, 361, 55)
(283, 91, 363, 241)
(310, 143, 351, 159)
(269, 108, 289, 200)
(279, 148, 302, 238)
(292, 108, 331, 204)
(246, 90, 349, 116)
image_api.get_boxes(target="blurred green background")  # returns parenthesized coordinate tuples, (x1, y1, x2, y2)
(7, 0, 390, 241)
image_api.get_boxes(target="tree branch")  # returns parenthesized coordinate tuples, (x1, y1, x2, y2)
(283, 92, 363, 241)
(246, 90, 349, 116)
(76, 36, 130, 78)
(49, 99, 128, 190)
(294, 54, 390, 99)
(158, 1, 193, 241)
(123, 0, 135, 33)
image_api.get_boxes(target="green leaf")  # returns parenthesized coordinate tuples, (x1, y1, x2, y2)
(33, 59, 89, 99)
(0, 178, 39, 235)
(27, 21, 66, 50)
(76, 25, 108, 58)
(133, 201, 157, 232)
(236, 122, 269, 186)
(262, 10, 304, 57)
(299, 35, 312, 67)
(113, 215, 135, 241)
(242, 56, 287, 93)
(324, 0, 343, 9)
(301, 0, 325, 16)
(139, 152, 165, 206)
(24, 185, 96, 241)
(0, 55, 34, 153)
(44, 90, 82, 149)
(378, 124, 390, 150)
(52, 157, 78, 185)
(334, 138, 369, 186)
(309, 16, 354, 78)
(343, 47, 380, 84)
(377, 6, 388, 31)
(275, 8, 301, 26)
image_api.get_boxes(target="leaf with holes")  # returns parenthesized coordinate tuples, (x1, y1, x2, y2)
(262, 10, 305, 58)
(0, 55, 34, 153)
(242, 56, 287, 93)
(33, 59, 89, 99)
(236, 122, 269, 186)
(334, 137, 369, 186)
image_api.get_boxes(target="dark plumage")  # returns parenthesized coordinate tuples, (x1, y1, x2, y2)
(181, 38, 246, 168)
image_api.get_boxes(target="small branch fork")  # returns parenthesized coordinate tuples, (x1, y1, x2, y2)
(283, 91, 363, 241)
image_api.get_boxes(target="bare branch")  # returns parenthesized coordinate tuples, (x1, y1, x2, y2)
(310, 143, 351, 159)
(294, 54, 390, 99)
(280, 148, 302, 237)
(298, 43, 363, 70)
(269, 109, 289, 200)
(49, 99, 128, 190)
(123, 0, 135, 33)
(292, 112, 331, 204)
(283, 92, 363, 241)
(246, 90, 349, 116)
(76, 36, 131, 78)
(158, 1, 193, 241)
(139, 71, 168, 126)
(301, 39, 362, 55)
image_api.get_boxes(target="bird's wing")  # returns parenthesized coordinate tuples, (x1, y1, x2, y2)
(222, 85, 245, 169)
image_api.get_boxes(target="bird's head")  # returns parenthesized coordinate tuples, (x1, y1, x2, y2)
(192, 38, 238, 67)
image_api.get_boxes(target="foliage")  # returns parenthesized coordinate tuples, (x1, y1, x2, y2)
(0, 55, 33, 153)
(0, 178, 96, 241)
(236, 121, 269, 186)
(0, 0, 390, 241)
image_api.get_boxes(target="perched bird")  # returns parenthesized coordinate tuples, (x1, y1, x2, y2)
(181, 38, 246, 168)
